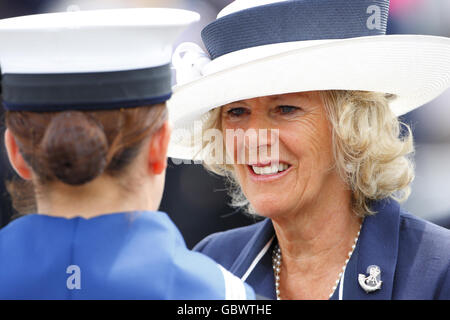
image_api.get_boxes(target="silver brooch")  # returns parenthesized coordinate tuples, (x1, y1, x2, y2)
(358, 265, 382, 293)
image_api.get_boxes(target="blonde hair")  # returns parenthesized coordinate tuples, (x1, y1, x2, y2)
(199, 90, 415, 217)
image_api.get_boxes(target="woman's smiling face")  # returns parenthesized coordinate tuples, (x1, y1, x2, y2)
(221, 91, 339, 218)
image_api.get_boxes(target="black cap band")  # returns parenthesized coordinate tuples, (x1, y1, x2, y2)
(2, 64, 172, 111)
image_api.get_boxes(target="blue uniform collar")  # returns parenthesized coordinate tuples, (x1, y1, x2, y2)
(230, 199, 401, 300)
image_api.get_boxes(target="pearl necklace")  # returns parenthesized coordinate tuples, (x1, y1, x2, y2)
(272, 224, 362, 300)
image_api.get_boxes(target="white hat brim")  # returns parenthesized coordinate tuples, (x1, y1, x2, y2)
(168, 34, 450, 160)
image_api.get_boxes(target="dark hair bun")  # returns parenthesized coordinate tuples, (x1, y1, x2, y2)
(42, 111, 108, 185)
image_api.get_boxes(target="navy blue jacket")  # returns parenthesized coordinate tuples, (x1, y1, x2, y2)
(194, 200, 450, 299)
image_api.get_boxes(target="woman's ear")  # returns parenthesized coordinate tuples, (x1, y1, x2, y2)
(4, 129, 32, 180)
(148, 121, 171, 175)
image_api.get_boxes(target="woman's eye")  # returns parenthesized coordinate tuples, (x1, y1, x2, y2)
(277, 105, 300, 114)
(226, 107, 248, 117)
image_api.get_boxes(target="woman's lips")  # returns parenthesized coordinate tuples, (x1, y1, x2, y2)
(246, 162, 293, 182)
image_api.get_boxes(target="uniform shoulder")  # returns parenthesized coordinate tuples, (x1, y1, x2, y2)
(0, 214, 51, 245)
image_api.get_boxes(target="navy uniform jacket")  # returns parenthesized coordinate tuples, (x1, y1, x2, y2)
(0, 211, 254, 299)
(194, 200, 450, 299)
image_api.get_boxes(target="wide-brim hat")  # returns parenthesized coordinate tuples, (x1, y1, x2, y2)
(167, 0, 450, 160)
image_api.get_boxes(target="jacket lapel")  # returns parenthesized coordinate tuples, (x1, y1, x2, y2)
(343, 199, 401, 299)
(229, 218, 275, 278)
(227, 218, 278, 299)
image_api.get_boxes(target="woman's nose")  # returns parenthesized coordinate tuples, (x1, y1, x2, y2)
(243, 116, 280, 163)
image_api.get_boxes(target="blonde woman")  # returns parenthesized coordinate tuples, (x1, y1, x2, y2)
(168, 0, 450, 299)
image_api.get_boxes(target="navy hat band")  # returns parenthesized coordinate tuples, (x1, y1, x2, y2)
(2, 64, 172, 112)
(202, 0, 389, 60)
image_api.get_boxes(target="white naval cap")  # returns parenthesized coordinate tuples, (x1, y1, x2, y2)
(0, 8, 200, 111)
